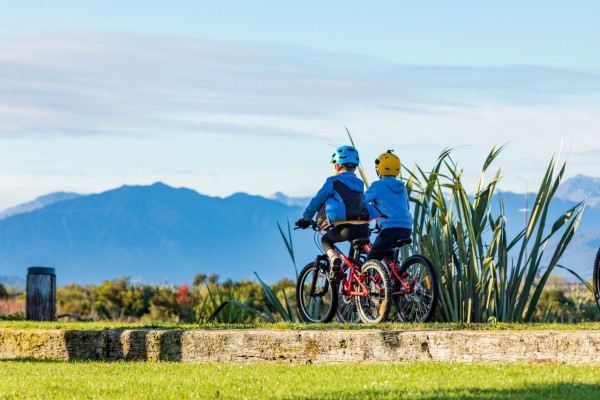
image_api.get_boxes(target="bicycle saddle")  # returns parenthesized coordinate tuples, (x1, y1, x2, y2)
(395, 238, 412, 247)
(352, 238, 371, 248)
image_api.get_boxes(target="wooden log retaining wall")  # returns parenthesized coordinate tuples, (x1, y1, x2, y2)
(2, 329, 600, 364)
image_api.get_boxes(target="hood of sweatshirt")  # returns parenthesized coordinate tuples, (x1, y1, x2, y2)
(380, 177, 405, 193)
(334, 172, 365, 192)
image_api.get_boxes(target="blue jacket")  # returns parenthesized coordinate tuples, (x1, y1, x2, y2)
(303, 172, 373, 229)
(365, 177, 413, 230)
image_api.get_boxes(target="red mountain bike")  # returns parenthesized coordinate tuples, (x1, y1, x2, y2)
(362, 237, 438, 322)
(295, 221, 391, 323)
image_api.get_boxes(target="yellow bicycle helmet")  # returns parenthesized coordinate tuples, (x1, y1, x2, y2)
(375, 150, 400, 177)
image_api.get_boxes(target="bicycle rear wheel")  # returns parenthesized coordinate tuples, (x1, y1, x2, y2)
(296, 261, 338, 323)
(356, 260, 391, 324)
(335, 284, 360, 323)
(394, 255, 438, 322)
(335, 261, 361, 323)
(594, 248, 600, 311)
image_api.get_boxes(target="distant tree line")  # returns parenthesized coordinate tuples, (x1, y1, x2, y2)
(54, 275, 296, 323)
(533, 276, 600, 323)
(1, 275, 599, 323)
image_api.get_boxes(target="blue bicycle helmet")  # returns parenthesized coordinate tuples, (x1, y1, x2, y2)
(330, 145, 360, 166)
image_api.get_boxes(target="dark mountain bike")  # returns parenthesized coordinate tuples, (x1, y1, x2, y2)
(295, 221, 391, 324)
(594, 248, 600, 311)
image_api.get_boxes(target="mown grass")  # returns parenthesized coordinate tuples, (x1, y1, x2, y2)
(1, 361, 599, 399)
(2, 321, 600, 331)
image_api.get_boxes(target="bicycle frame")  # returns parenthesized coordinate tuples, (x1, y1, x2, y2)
(332, 244, 370, 297)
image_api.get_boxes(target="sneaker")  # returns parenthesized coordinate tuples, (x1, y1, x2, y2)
(328, 256, 344, 283)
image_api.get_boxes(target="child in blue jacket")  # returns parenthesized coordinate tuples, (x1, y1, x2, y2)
(296, 145, 371, 282)
(366, 150, 413, 261)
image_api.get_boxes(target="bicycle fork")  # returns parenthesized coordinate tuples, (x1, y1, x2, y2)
(309, 254, 329, 297)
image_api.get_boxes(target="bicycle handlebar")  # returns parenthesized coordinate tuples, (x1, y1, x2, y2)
(294, 219, 318, 231)
(295, 221, 381, 234)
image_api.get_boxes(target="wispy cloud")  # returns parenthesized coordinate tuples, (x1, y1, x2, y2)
(1, 32, 600, 139)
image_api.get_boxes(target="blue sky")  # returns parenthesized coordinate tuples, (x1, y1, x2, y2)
(0, 1, 599, 209)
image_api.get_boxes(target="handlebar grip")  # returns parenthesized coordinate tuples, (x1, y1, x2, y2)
(294, 220, 318, 230)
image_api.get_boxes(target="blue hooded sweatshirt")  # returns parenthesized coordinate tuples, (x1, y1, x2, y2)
(303, 171, 374, 229)
(365, 176, 413, 230)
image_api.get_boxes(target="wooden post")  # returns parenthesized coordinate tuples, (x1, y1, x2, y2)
(26, 267, 56, 321)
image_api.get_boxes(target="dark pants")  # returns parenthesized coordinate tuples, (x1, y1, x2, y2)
(367, 227, 412, 261)
(321, 224, 369, 253)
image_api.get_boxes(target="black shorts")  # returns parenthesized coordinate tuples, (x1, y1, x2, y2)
(367, 227, 412, 261)
(321, 224, 369, 253)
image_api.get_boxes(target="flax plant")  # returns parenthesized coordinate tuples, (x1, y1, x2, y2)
(206, 273, 296, 323)
(407, 145, 585, 322)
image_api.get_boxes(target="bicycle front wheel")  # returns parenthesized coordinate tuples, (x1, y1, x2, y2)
(394, 255, 438, 322)
(594, 248, 600, 311)
(296, 261, 338, 323)
(356, 260, 391, 324)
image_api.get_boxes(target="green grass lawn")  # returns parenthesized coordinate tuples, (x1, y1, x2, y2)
(0, 321, 600, 331)
(1, 361, 599, 399)
(2, 320, 600, 331)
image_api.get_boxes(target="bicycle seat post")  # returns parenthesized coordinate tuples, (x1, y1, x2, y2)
(393, 239, 412, 265)
(392, 246, 400, 266)
(350, 238, 370, 264)
(351, 244, 361, 264)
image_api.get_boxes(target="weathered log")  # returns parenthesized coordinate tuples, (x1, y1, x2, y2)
(26, 267, 56, 321)
(2, 329, 600, 364)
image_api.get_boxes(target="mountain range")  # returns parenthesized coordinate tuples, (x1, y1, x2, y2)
(0, 175, 598, 286)
(0, 184, 314, 286)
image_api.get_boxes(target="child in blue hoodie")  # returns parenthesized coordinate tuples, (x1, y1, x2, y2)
(296, 145, 371, 282)
(365, 150, 413, 261)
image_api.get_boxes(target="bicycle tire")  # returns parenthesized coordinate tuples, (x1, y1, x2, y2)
(296, 261, 338, 323)
(356, 260, 392, 324)
(335, 284, 360, 323)
(335, 255, 366, 324)
(393, 254, 438, 322)
(594, 248, 600, 311)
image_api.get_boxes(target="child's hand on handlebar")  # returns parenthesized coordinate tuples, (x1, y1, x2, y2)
(295, 218, 312, 229)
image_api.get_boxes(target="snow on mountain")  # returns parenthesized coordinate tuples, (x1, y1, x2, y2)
(269, 192, 311, 208)
(0, 192, 82, 220)
(555, 174, 600, 207)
